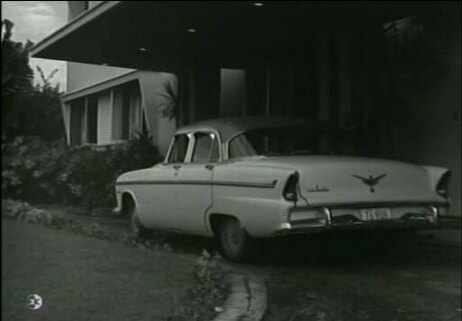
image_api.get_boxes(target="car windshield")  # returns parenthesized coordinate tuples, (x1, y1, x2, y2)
(229, 127, 369, 159)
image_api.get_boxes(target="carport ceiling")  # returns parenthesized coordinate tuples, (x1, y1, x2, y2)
(31, 1, 446, 72)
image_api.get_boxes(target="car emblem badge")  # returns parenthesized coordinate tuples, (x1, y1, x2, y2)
(352, 174, 387, 193)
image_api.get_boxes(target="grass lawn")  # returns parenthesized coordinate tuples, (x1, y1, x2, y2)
(2, 219, 196, 321)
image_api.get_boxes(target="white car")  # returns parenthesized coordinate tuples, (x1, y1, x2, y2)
(114, 117, 450, 261)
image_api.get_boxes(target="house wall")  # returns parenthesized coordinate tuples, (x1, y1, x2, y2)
(68, 1, 86, 20)
(67, 63, 134, 93)
(139, 72, 176, 155)
(88, 1, 103, 9)
(68, 1, 104, 20)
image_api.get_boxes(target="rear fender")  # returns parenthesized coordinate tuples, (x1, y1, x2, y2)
(421, 166, 451, 194)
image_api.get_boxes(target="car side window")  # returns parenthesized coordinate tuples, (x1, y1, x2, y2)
(229, 134, 256, 159)
(192, 133, 219, 163)
(168, 134, 190, 163)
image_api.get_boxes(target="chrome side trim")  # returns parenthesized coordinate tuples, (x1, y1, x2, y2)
(311, 201, 450, 208)
(116, 179, 277, 189)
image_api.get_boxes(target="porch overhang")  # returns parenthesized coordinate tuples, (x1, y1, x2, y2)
(30, 1, 433, 72)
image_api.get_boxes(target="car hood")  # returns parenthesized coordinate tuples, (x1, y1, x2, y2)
(233, 155, 447, 206)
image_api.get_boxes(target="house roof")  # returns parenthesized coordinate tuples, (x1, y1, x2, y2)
(30, 1, 442, 72)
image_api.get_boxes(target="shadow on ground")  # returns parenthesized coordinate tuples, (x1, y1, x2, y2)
(57, 211, 461, 269)
(251, 231, 461, 268)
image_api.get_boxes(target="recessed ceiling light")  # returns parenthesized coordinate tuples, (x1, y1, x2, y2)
(187, 28, 197, 33)
(138, 47, 147, 52)
(253, 2, 264, 7)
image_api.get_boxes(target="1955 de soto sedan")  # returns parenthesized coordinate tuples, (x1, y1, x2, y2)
(114, 117, 450, 261)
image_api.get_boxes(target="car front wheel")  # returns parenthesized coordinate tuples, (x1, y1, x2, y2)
(218, 217, 253, 262)
(128, 201, 151, 239)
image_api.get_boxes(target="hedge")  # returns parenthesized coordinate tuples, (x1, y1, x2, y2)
(2, 133, 163, 208)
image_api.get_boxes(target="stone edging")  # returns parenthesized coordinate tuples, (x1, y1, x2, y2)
(212, 273, 267, 321)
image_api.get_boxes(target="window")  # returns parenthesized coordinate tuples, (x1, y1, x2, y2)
(192, 133, 219, 163)
(229, 134, 256, 159)
(70, 99, 85, 146)
(86, 96, 98, 144)
(70, 97, 97, 145)
(228, 127, 372, 159)
(168, 134, 190, 163)
(113, 83, 142, 141)
(230, 127, 322, 158)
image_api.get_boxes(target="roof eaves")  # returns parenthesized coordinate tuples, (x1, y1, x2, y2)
(30, 1, 123, 57)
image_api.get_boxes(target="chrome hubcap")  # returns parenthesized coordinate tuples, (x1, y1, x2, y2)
(225, 221, 244, 249)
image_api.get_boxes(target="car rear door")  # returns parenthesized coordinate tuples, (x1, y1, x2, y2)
(173, 131, 219, 234)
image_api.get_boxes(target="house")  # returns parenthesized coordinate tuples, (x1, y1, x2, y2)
(58, 1, 249, 154)
(31, 1, 461, 216)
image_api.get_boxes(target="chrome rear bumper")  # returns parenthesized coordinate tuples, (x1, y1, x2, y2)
(276, 205, 445, 234)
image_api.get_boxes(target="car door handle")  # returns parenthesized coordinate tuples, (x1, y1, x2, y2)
(205, 164, 214, 170)
(173, 165, 182, 170)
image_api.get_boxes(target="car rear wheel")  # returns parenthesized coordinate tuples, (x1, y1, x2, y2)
(127, 200, 151, 239)
(217, 217, 253, 262)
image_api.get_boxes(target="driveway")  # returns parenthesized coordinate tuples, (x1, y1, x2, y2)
(236, 233, 462, 321)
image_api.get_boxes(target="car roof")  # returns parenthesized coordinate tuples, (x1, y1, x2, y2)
(176, 117, 330, 142)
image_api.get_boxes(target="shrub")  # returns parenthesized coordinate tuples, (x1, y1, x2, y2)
(2, 198, 53, 224)
(59, 132, 162, 208)
(59, 145, 118, 207)
(2, 199, 109, 239)
(2, 136, 67, 203)
(168, 250, 228, 321)
(2, 133, 163, 209)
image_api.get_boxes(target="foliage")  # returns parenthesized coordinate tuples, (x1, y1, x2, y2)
(1, 19, 65, 141)
(2, 199, 109, 239)
(375, 15, 445, 126)
(158, 78, 178, 120)
(346, 14, 452, 158)
(168, 250, 228, 321)
(1, 19, 34, 99)
(59, 132, 162, 208)
(2, 133, 163, 208)
(2, 19, 35, 139)
(2, 136, 67, 202)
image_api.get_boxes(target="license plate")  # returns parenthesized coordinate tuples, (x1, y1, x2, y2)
(360, 208, 391, 221)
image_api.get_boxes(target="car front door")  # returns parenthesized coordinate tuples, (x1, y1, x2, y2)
(173, 131, 219, 234)
(141, 133, 190, 230)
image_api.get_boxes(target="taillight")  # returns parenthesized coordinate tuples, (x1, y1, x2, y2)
(436, 171, 451, 198)
(283, 173, 299, 202)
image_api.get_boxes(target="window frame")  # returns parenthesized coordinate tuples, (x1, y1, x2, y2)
(190, 131, 220, 164)
(165, 133, 192, 164)
(164, 128, 223, 165)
